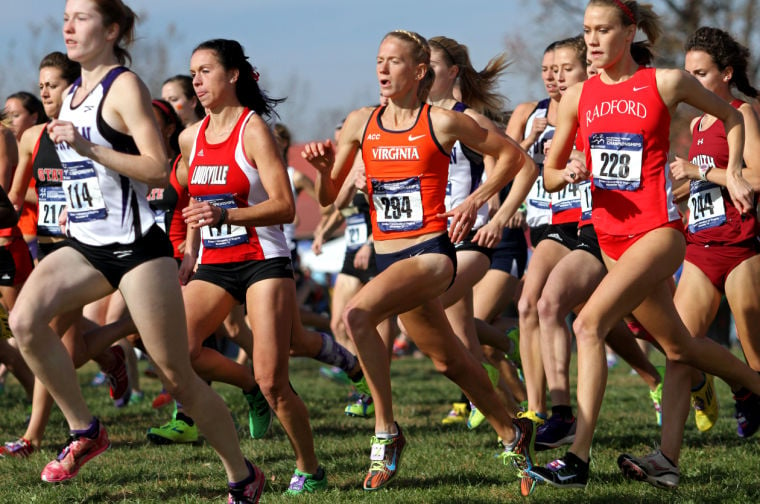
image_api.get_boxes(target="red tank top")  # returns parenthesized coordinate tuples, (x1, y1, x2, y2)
(187, 110, 290, 264)
(578, 68, 681, 236)
(361, 104, 450, 240)
(686, 99, 758, 245)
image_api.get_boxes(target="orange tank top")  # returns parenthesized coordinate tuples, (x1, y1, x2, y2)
(361, 104, 450, 240)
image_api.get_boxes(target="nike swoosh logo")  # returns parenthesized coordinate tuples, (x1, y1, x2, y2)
(557, 472, 576, 482)
(633, 86, 648, 91)
(408, 134, 426, 142)
(386, 450, 398, 471)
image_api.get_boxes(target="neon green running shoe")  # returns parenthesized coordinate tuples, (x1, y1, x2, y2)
(505, 326, 521, 368)
(146, 414, 198, 444)
(650, 365, 665, 426)
(442, 402, 469, 425)
(691, 373, 719, 432)
(285, 466, 327, 494)
(244, 386, 273, 439)
(346, 394, 374, 418)
(467, 362, 501, 429)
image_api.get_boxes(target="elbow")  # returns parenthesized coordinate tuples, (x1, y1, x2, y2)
(148, 171, 170, 189)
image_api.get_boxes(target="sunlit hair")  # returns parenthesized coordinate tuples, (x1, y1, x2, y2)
(39, 51, 81, 85)
(554, 35, 588, 71)
(91, 0, 137, 66)
(429, 35, 509, 119)
(384, 30, 434, 103)
(192, 39, 284, 118)
(163, 74, 206, 119)
(6, 91, 47, 125)
(685, 26, 758, 99)
(151, 98, 183, 156)
(587, 0, 661, 66)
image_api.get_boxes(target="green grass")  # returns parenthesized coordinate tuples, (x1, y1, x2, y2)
(1, 353, 759, 503)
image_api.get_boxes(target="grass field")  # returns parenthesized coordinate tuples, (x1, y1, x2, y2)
(1, 351, 759, 503)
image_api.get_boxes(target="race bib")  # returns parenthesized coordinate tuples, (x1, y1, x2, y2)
(527, 175, 551, 210)
(579, 180, 593, 221)
(62, 161, 107, 222)
(345, 212, 369, 251)
(196, 194, 248, 248)
(688, 181, 726, 233)
(371, 177, 423, 232)
(589, 132, 643, 191)
(37, 186, 66, 236)
(551, 182, 581, 213)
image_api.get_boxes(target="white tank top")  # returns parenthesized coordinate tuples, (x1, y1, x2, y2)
(57, 67, 156, 246)
(445, 103, 489, 231)
(523, 98, 555, 228)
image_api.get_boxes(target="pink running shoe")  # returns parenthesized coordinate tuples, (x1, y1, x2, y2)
(0, 437, 34, 458)
(105, 346, 131, 407)
(228, 460, 265, 504)
(41, 422, 110, 482)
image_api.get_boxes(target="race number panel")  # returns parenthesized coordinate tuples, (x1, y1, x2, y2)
(62, 161, 107, 222)
(196, 194, 249, 249)
(371, 176, 423, 232)
(589, 132, 643, 191)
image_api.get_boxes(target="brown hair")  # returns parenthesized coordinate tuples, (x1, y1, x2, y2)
(429, 35, 509, 119)
(587, 0, 661, 65)
(91, 0, 137, 65)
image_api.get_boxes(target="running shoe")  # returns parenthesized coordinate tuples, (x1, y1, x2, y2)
(618, 449, 679, 489)
(228, 459, 265, 504)
(129, 390, 144, 405)
(535, 414, 576, 451)
(0, 437, 34, 458)
(89, 371, 107, 387)
(650, 365, 665, 427)
(345, 394, 374, 418)
(467, 363, 501, 430)
(363, 425, 406, 491)
(691, 373, 718, 432)
(319, 366, 351, 385)
(41, 421, 110, 483)
(734, 390, 760, 438)
(517, 410, 547, 426)
(528, 451, 588, 489)
(243, 386, 272, 439)
(441, 402, 469, 425)
(505, 326, 521, 368)
(285, 466, 327, 494)
(105, 345, 131, 407)
(146, 414, 198, 444)
(499, 416, 536, 473)
(151, 391, 173, 409)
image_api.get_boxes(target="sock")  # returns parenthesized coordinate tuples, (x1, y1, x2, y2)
(376, 422, 399, 439)
(71, 417, 99, 439)
(565, 451, 588, 467)
(315, 332, 358, 374)
(691, 373, 706, 393)
(229, 460, 255, 489)
(503, 424, 521, 451)
(552, 405, 573, 421)
(175, 411, 195, 426)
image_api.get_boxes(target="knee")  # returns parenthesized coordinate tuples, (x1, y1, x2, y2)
(253, 372, 288, 410)
(662, 342, 691, 364)
(8, 306, 39, 349)
(517, 293, 537, 321)
(572, 315, 603, 347)
(536, 294, 561, 322)
(343, 304, 374, 342)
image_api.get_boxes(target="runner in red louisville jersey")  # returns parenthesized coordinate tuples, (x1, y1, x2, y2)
(528, 0, 760, 491)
